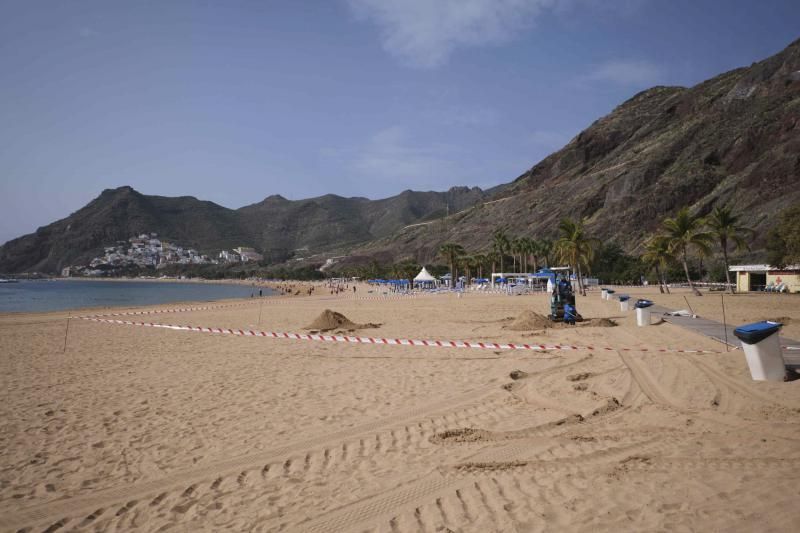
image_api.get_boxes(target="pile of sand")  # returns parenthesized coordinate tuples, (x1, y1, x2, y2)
(305, 309, 380, 332)
(504, 311, 617, 331)
(582, 318, 618, 328)
(505, 310, 553, 330)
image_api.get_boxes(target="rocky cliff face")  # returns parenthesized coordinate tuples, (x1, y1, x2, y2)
(354, 38, 800, 264)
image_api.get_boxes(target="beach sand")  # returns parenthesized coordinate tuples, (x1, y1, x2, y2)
(1, 287, 799, 532)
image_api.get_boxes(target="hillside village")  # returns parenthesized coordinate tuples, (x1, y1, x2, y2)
(61, 233, 263, 277)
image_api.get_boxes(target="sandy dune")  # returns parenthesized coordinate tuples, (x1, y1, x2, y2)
(1, 287, 799, 532)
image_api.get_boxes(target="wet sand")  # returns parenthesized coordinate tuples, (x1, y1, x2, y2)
(1, 287, 799, 532)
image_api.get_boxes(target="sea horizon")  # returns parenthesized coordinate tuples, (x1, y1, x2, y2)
(0, 279, 275, 314)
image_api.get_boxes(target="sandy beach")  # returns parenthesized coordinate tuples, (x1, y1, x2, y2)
(2, 286, 799, 532)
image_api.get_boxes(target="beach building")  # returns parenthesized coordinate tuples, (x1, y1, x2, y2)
(730, 264, 800, 293)
(233, 247, 263, 263)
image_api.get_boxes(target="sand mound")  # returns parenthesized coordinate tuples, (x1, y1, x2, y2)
(581, 318, 618, 328)
(506, 310, 553, 330)
(305, 309, 380, 332)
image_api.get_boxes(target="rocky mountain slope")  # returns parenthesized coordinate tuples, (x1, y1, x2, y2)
(0, 185, 495, 273)
(351, 38, 800, 265)
(2, 38, 799, 274)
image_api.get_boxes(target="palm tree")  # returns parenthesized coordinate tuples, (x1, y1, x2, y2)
(391, 260, 419, 284)
(555, 218, 598, 296)
(707, 205, 752, 294)
(492, 229, 510, 272)
(662, 207, 713, 296)
(524, 238, 539, 273)
(538, 238, 553, 268)
(517, 237, 534, 272)
(473, 253, 488, 279)
(459, 255, 477, 285)
(439, 243, 465, 287)
(641, 235, 672, 294)
(511, 237, 526, 271)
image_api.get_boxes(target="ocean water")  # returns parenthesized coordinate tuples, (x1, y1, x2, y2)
(0, 280, 272, 313)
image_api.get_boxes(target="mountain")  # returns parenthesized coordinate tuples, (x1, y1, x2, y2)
(0, 186, 250, 273)
(348, 38, 800, 264)
(3, 39, 799, 274)
(0, 185, 497, 273)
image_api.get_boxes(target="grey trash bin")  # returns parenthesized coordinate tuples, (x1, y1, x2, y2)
(734, 321, 785, 381)
(619, 295, 630, 312)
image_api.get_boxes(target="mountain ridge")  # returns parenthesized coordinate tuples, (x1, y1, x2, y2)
(345, 38, 800, 265)
(2, 38, 799, 274)
(0, 184, 499, 273)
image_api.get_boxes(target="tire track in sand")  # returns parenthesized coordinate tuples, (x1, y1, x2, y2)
(687, 355, 798, 409)
(616, 350, 682, 409)
(300, 431, 678, 533)
(0, 382, 502, 532)
(1, 355, 592, 532)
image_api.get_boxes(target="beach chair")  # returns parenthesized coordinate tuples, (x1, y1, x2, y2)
(776, 283, 787, 293)
(764, 282, 774, 292)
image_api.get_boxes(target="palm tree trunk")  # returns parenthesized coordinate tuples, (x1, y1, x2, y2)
(655, 264, 664, 293)
(662, 269, 671, 294)
(723, 247, 734, 294)
(577, 263, 586, 296)
(450, 259, 454, 288)
(682, 246, 701, 296)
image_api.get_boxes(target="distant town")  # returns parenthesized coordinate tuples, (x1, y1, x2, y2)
(62, 233, 263, 277)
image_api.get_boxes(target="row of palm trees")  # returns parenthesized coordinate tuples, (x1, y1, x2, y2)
(643, 205, 751, 295)
(438, 218, 599, 295)
(438, 204, 751, 296)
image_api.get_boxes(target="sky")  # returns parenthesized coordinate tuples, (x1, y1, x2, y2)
(1, 0, 798, 245)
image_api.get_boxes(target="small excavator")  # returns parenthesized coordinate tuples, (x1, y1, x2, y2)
(547, 270, 581, 324)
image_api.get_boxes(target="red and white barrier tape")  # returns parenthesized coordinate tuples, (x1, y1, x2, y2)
(88, 297, 311, 318)
(80, 316, 731, 354)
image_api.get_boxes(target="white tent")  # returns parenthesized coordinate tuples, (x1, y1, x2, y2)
(414, 267, 436, 281)
(414, 267, 436, 283)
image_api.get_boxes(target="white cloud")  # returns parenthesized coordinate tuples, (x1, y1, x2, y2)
(585, 60, 664, 86)
(346, 0, 553, 68)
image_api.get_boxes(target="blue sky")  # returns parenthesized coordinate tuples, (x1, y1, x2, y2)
(1, 0, 798, 245)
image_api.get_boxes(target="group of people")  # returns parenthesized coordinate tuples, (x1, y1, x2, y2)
(326, 280, 356, 295)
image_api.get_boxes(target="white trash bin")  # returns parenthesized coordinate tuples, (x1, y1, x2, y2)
(620, 297, 630, 312)
(734, 321, 785, 381)
(635, 299, 654, 327)
(606, 290, 615, 301)
(601, 289, 608, 300)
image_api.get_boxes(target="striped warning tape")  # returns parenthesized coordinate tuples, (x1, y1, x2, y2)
(89, 297, 308, 318)
(79, 316, 733, 354)
(353, 295, 420, 300)
(92, 302, 253, 318)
